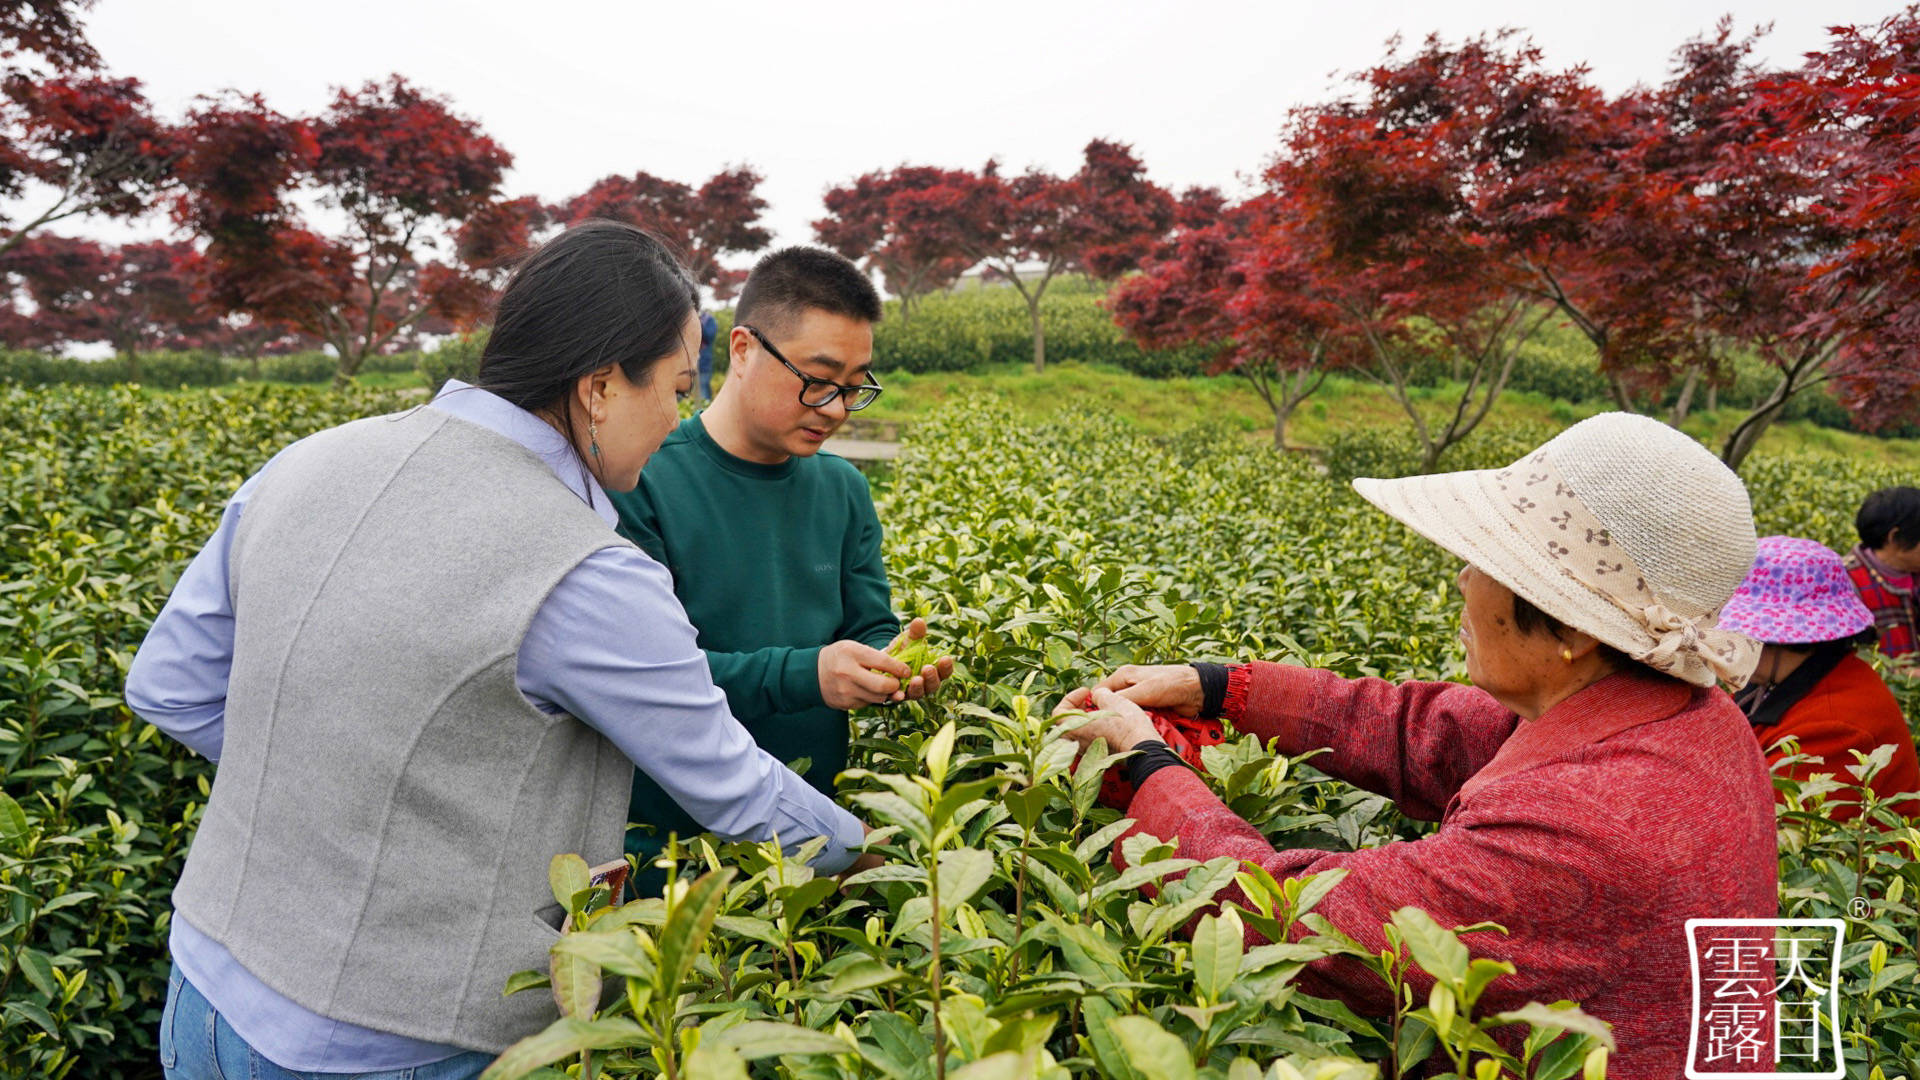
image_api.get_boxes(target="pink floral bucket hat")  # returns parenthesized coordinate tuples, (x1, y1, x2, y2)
(1716, 536, 1875, 645)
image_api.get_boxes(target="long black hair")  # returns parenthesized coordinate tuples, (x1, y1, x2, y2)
(474, 220, 699, 461)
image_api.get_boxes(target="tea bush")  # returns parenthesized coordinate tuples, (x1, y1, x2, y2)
(503, 404, 1920, 1078)
(861, 279, 1213, 378)
(3, 386, 1915, 1076)
(418, 330, 488, 394)
(0, 384, 416, 1078)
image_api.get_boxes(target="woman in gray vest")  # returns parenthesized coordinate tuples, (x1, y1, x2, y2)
(126, 221, 880, 1080)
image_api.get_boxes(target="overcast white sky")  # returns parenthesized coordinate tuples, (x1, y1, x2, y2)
(46, 0, 1916, 263)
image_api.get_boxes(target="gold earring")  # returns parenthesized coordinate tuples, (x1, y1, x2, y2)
(1560, 648, 1573, 662)
(589, 419, 600, 459)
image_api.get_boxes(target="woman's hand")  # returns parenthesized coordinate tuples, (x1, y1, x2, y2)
(837, 824, 886, 890)
(1097, 664, 1205, 717)
(1053, 686, 1159, 752)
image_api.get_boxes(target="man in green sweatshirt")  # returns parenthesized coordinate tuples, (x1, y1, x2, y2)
(609, 246, 952, 882)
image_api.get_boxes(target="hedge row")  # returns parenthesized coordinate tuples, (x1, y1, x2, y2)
(0, 280, 1900, 439)
(0, 349, 423, 389)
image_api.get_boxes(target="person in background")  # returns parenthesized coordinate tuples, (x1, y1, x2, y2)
(1057, 412, 1776, 1079)
(610, 247, 952, 891)
(1846, 485, 1920, 670)
(127, 222, 874, 1080)
(1720, 535, 1920, 819)
(697, 308, 718, 402)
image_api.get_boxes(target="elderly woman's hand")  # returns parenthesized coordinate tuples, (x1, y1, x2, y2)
(1052, 686, 1160, 752)
(1097, 664, 1205, 717)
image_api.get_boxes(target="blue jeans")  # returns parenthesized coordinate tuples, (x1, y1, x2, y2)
(159, 964, 495, 1080)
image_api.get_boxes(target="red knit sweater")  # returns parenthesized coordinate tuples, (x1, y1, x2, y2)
(1120, 663, 1778, 1079)
(1753, 653, 1920, 821)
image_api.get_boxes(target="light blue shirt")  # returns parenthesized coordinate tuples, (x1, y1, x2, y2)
(125, 382, 865, 1070)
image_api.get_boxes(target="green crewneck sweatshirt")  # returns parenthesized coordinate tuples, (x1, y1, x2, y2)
(608, 414, 898, 868)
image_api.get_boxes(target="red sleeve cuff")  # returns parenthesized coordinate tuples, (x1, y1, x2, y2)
(1222, 664, 1251, 723)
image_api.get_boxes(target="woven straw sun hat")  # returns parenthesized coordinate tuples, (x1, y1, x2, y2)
(1351, 412, 1761, 689)
(1716, 536, 1875, 646)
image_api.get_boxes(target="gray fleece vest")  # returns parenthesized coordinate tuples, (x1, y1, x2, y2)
(172, 406, 633, 1053)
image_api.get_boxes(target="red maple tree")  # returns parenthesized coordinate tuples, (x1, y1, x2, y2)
(1, 74, 177, 257)
(888, 140, 1175, 372)
(1248, 42, 1569, 471)
(814, 165, 977, 324)
(0, 234, 216, 373)
(1745, 7, 1920, 441)
(554, 167, 769, 299)
(1111, 193, 1364, 447)
(175, 77, 510, 386)
(1, 2, 179, 256)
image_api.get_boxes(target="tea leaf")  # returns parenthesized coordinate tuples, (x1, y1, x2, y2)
(1192, 908, 1244, 1001)
(1107, 1015, 1197, 1080)
(861, 1011, 934, 1080)
(1288, 867, 1349, 921)
(551, 928, 655, 980)
(1492, 1002, 1617, 1052)
(657, 869, 736, 1000)
(949, 1051, 1029, 1080)
(1073, 817, 1137, 865)
(922, 721, 957, 785)
(936, 847, 995, 916)
(1390, 907, 1469, 987)
(825, 958, 906, 995)
(13, 949, 56, 1000)
(500, 969, 551, 998)
(547, 854, 591, 911)
(1081, 998, 1147, 1080)
(715, 1020, 852, 1059)
(478, 1017, 647, 1080)
(683, 1040, 750, 1080)
(0, 793, 27, 845)
(547, 948, 600, 1020)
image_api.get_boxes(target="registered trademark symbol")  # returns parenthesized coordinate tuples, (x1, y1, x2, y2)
(1849, 896, 1870, 919)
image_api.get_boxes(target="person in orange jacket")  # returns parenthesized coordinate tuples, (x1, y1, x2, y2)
(1720, 535, 1920, 821)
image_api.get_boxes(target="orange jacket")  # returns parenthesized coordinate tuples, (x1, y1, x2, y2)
(1753, 653, 1920, 820)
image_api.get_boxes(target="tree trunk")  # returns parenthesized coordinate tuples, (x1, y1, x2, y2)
(1607, 372, 1638, 413)
(1720, 342, 1835, 471)
(1706, 383, 1718, 413)
(1722, 402, 1785, 472)
(1668, 366, 1702, 427)
(125, 349, 140, 385)
(1273, 400, 1294, 449)
(1027, 293, 1045, 373)
(332, 345, 365, 391)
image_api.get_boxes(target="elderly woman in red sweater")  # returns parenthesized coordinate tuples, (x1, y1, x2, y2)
(1719, 535, 1920, 820)
(1059, 413, 1777, 1079)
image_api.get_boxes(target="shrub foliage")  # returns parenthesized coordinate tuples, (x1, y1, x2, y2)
(1, 389, 1914, 1076)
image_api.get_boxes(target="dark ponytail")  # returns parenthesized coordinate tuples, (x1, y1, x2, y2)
(475, 220, 699, 424)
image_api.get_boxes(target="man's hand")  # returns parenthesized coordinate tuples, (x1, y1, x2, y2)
(1097, 664, 1205, 716)
(1052, 686, 1159, 752)
(884, 617, 956, 703)
(819, 640, 909, 710)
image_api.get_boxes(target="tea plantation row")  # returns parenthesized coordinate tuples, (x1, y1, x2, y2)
(0, 384, 1914, 1077)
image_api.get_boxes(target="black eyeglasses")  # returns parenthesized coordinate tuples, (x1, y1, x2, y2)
(741, 324, 883, 411)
